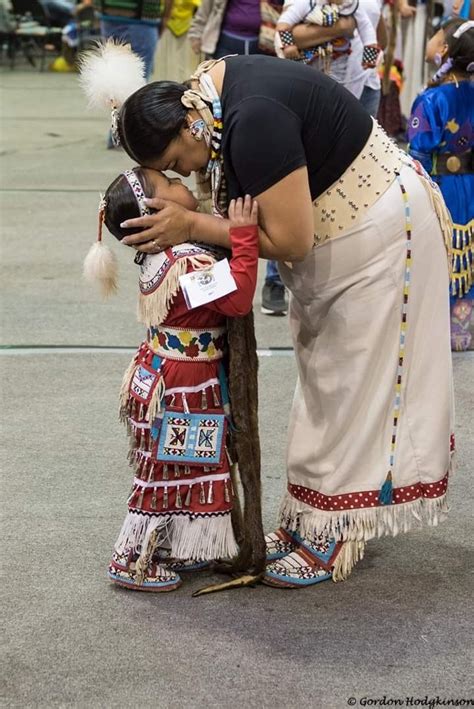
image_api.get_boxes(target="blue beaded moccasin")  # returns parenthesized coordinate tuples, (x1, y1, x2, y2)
(263, 536, 343, 588)
(263, 536, 364, 588)
(265, 527, 298, 561)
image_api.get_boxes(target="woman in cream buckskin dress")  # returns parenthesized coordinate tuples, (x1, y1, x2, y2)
(100, 53, 454, 588)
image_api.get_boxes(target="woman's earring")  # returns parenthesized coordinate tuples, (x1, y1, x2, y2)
(434, 52, 442, 67)
(188, 119, 210, 145)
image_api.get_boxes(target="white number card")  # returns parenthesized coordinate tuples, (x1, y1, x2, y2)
(179, 258, 237, 310)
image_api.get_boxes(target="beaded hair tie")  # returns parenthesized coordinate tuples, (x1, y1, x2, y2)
(278, 29, 297, 48)
(362, 44, 381, 69)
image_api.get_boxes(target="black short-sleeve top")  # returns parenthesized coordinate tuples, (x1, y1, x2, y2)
(220, 55, 372, 201)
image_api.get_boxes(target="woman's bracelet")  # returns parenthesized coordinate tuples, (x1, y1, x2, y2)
(278, 29, 297, 48)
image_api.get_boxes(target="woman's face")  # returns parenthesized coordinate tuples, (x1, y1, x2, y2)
(146, 117, 210, 177)
(425, 29, 447, 64)
(145, 169, 199, 211)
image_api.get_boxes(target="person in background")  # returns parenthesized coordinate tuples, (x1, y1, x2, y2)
(377, 0, 415, 139)
(97, 0, 168, 147)
(39, 0, 75, 26)
(452, 0, 474, 19)
(188, 0, 263, 58)
(153, 0, 201, 84)
(407, 19, 473, 351)
(344, 0, 386, 116)
(98, 0, 167, 81)
(50, 0, 97, 72)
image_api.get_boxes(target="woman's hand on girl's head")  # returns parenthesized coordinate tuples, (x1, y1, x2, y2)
(121, 198, 193, 253)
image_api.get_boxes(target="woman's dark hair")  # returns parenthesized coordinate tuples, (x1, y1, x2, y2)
(118, 81, 189, 164)
(429, 19, 474, 86)
(104, 167, 152, 241)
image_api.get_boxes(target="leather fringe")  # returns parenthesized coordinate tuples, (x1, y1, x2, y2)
(332, 540, 365, 582)
(114, 510, 238, 561)
(279, 491, 449, 543)
(138, 253, 216, 328)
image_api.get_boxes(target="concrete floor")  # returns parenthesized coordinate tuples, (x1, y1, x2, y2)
(1, 65, 473, 708)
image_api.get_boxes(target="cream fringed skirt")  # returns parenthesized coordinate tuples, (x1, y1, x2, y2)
(278, 164, 455, 543)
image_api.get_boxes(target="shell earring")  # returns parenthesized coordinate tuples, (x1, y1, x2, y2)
(188, 118, 210, 146)
(434, 52, 443, 67)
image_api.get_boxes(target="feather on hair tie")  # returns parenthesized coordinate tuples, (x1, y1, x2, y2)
(83, 195, 119, 298)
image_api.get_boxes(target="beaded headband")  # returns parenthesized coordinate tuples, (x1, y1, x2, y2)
(122, 169, 151, 217)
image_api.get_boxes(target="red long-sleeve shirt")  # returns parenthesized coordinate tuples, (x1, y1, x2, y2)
(160, 224, 259, 328)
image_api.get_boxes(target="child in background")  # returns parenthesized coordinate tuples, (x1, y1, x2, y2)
(153, 0, 201, 83)
(275, 0, 381, 81)
(408, 19, 473, 350)
(84, 167, 259, 591)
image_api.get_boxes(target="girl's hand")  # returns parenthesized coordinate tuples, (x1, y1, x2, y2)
(228, 195, 258, 228)
(121, 198, 193, 253)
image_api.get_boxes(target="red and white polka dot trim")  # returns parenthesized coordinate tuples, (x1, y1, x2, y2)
(288, 472, 449, 512)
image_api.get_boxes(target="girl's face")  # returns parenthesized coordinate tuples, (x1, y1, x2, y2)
(145, 169, 199, 211)
(146, 113, 211, 177)
(426, 28, 447, 64)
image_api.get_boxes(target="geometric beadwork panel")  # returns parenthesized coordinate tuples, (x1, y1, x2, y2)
(157, 410, 226, 465)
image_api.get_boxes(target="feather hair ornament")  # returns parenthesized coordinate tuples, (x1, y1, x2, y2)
(83, 196, 119, 298)
(78, 39, 146, 112)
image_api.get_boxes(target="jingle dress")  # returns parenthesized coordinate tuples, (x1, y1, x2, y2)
(408, 80, 474, 349)
(113, 225, 258, 566)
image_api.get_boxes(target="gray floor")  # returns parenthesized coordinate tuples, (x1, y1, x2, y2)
(1, 67, 473, 708)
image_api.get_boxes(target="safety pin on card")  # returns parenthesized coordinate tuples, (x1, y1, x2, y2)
(179, 258, 237, 309)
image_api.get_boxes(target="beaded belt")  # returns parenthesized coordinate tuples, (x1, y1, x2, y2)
(312, 119, 405, 246)
(147, 326, 226, 361)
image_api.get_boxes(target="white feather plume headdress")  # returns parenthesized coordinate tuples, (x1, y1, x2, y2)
(78, 38, 146, 112)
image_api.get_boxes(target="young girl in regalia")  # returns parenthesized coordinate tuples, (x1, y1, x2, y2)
(407, 19, 474, 351)
(84, 166, 259, 592)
